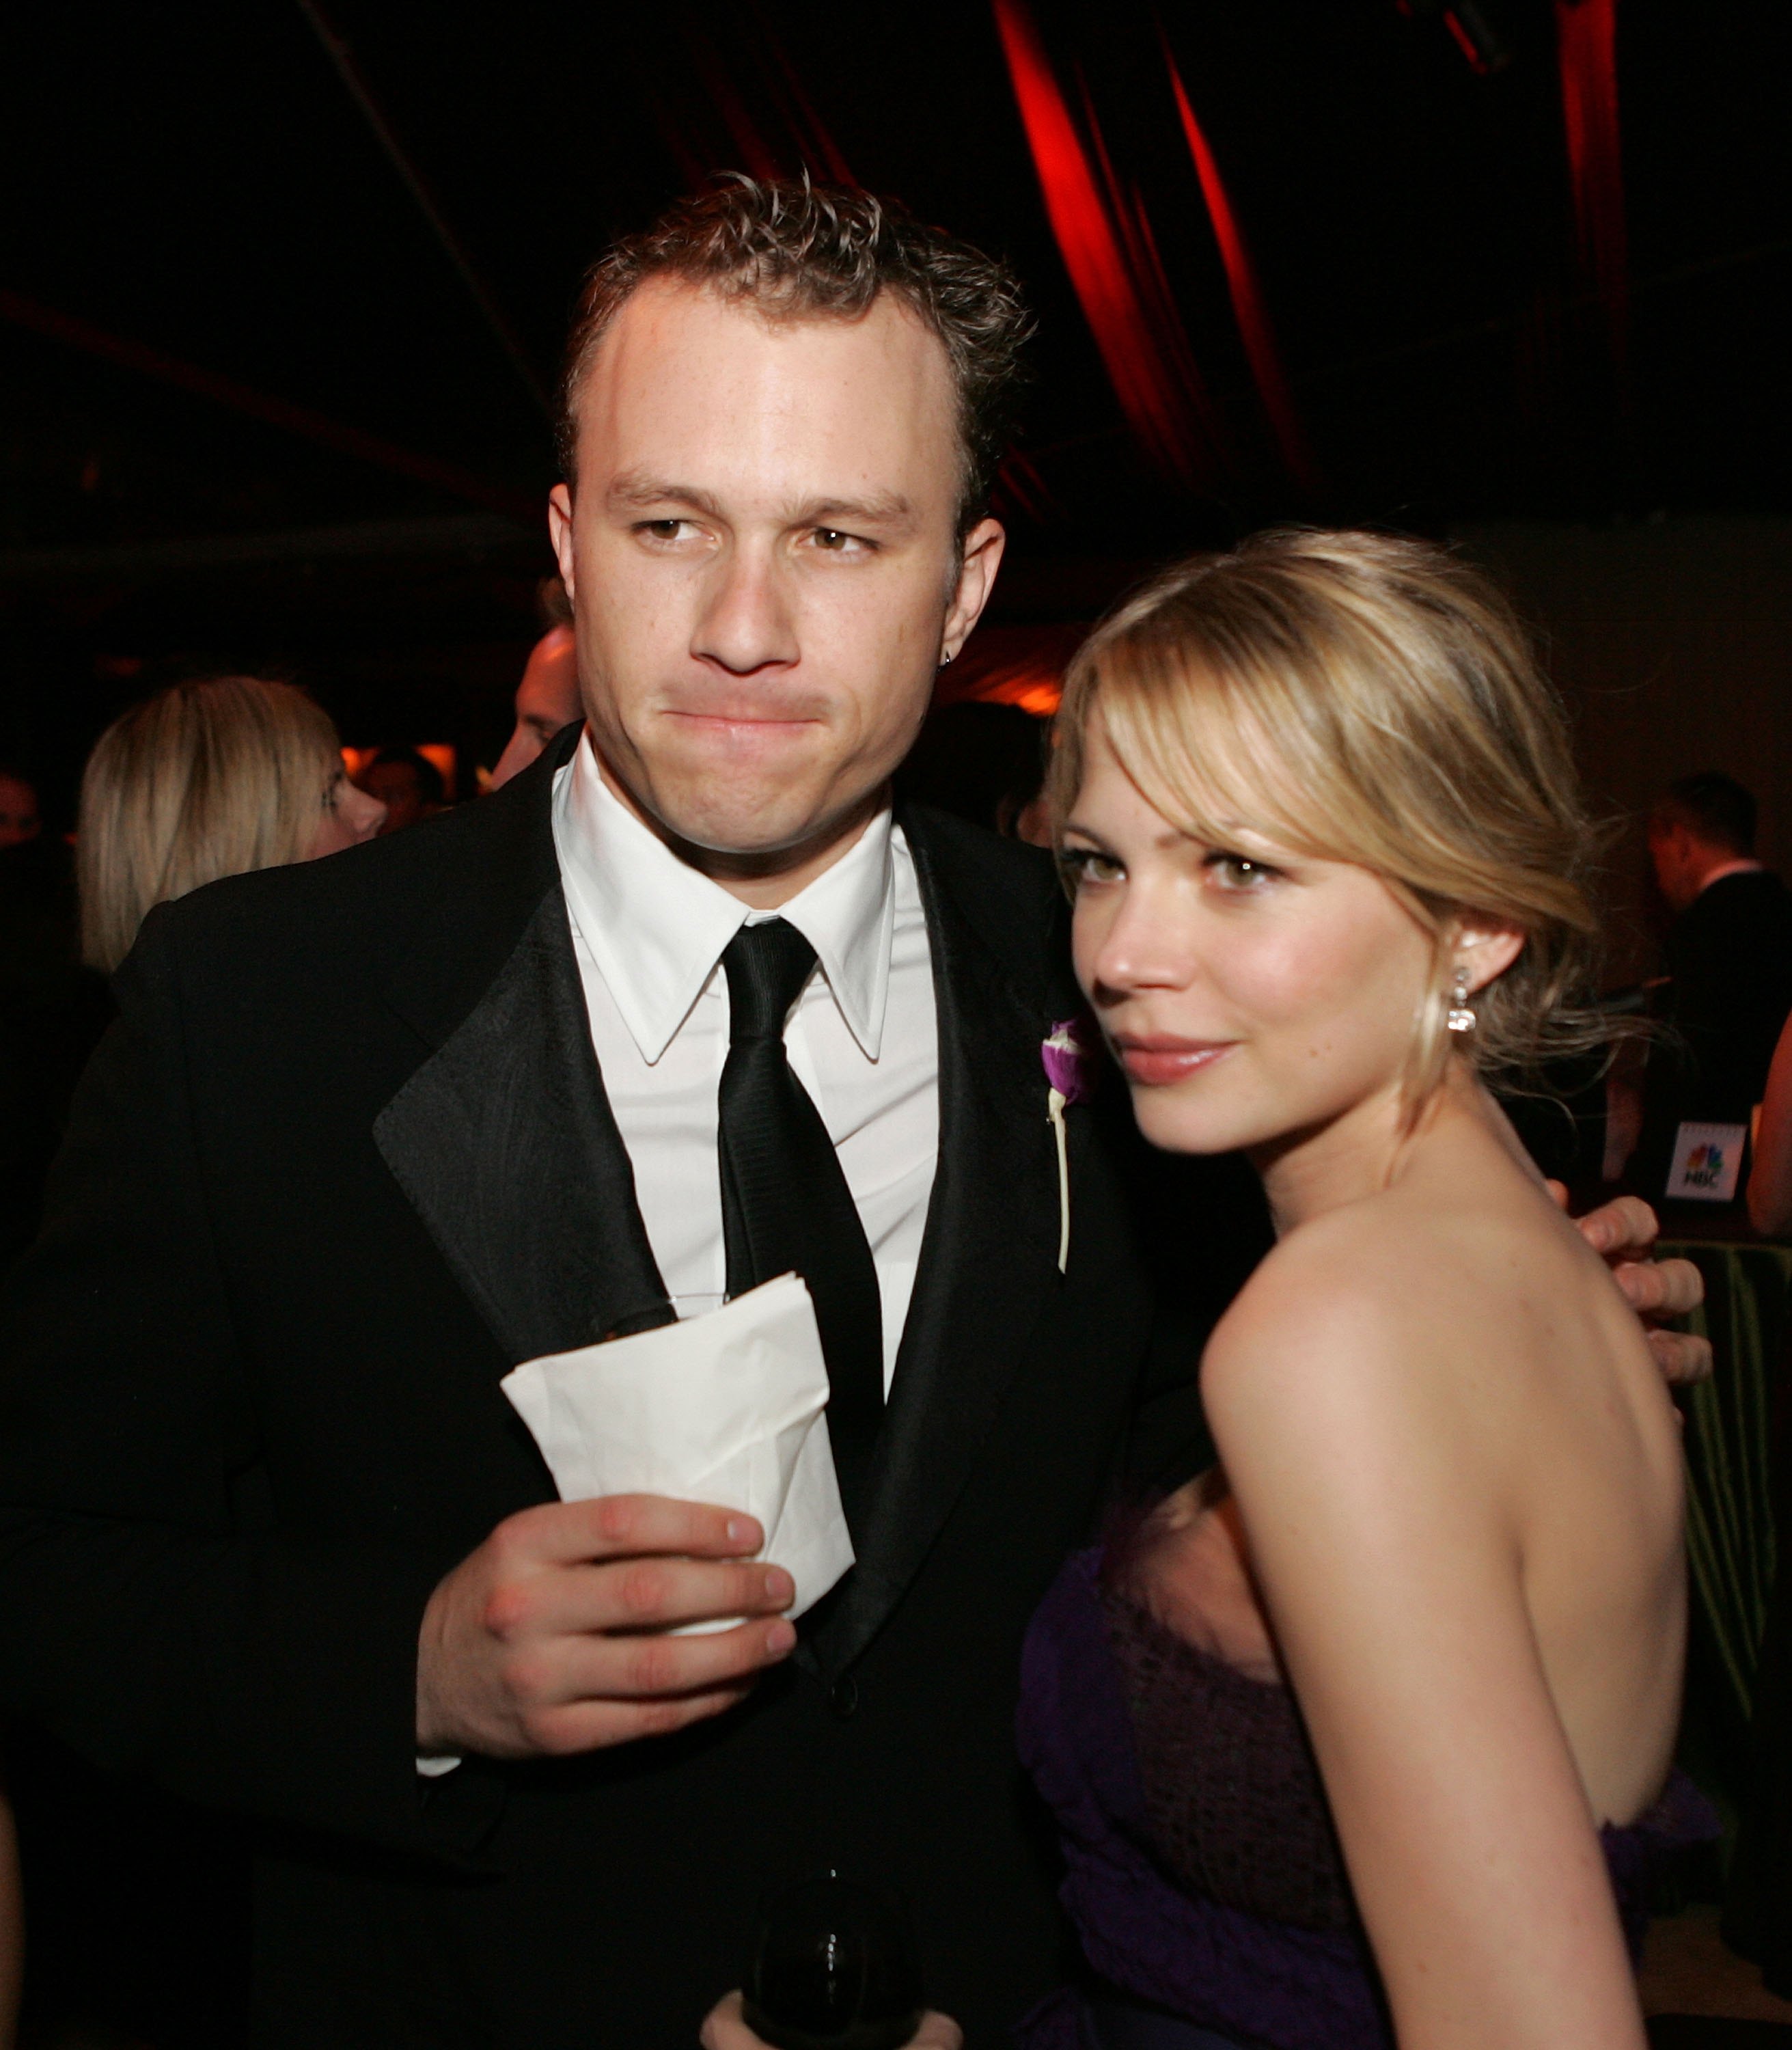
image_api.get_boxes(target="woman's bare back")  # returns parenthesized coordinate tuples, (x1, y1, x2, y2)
(1134, 1095, 1684, 1833)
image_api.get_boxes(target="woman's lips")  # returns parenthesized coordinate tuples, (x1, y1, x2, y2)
(1114, 1037, 1235, 1087)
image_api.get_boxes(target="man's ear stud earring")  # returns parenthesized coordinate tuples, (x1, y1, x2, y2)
(1446, 966, 1476, 1034)
(938, 648, 954, 668)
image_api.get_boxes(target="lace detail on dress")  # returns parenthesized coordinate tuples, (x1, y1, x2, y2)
(1013, 1546, 1722, 2050)
(1101, 1588, 1357, 1935)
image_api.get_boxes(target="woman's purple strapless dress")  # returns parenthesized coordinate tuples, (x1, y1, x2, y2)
(1014, 1546, 1718, 2050)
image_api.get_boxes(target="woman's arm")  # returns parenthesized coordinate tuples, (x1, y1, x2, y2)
(1202, 1266, 1646, 2050)
(1748, 1008, 1792, 1238)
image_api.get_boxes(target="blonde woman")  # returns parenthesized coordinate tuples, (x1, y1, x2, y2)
(1015, 532, 1707, 2050)
(78, 675, 385, 974)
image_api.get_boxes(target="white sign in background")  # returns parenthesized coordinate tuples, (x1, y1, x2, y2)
(1665, 1120, 1748, 1204)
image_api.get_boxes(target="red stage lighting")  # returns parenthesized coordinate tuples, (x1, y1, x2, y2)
(1556, 0, 1627, 368)
(1161, 42, 1321, 494)
(1396, 0, 1513, 77)
(991, 0, 1216, 489)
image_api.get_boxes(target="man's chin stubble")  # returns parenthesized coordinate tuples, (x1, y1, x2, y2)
(659, 780, 890, 878)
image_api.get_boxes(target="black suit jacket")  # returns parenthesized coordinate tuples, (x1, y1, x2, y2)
(0, 731, 1265, 2048)
(1636, 869, 1792, 1194)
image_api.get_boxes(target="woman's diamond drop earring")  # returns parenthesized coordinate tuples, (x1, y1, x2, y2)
(1446, 966, 1476, 1034)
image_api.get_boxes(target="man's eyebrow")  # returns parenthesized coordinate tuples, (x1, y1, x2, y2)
(605, 474, 723, 517)
(604, 474, 919, 532)
(795, 492, 917, 530)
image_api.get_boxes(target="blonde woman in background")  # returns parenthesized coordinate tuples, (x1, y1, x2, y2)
(79, 674, 385, 973)
(0, 676, 381, 2050)
(1013, 531, 1706, 2050)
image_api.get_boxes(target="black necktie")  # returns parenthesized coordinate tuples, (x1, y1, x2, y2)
(718, 919, 883, 1520)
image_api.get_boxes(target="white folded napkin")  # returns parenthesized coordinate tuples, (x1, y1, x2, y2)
(499, 1273, 855, 1628)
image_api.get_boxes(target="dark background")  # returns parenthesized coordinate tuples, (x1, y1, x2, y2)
(3, 0, 1790, 904)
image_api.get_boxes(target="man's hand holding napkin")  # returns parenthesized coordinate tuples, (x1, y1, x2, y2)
(415, 1276, 855, 1761)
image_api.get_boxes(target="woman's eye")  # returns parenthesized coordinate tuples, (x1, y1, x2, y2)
(1206, 851, 1277, 890)
(1060, 847, 1123, 888)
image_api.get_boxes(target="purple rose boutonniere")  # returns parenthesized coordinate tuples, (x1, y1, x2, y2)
(1042, 1017, 1099, 1274)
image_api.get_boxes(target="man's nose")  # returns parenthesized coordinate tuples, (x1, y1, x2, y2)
(692, 545, 799, 676)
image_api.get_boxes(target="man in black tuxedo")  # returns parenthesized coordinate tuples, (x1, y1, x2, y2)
(1635, 770, 1792, 1194)
(0, 182, 1699, 2049)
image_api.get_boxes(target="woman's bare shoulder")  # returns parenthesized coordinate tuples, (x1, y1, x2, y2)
(1200, 1184, 1556, 1463)
(1204, 1192, 1453, 1364)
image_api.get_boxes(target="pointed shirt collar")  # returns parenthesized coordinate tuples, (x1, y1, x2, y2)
(553, 733, 896, 1065)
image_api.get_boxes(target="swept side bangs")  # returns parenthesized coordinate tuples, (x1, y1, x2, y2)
(1049, 530, 1616, 1112)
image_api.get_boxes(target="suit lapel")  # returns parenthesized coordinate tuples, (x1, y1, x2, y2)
(373, 733, 673, 1368)
(372, 761, 1079, 1660)
(810, 813, 1079, 1674)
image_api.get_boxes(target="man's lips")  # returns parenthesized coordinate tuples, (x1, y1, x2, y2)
(666, 707, 816, 724)
(662, 692, 829, 726)
(1112, 1035, 1237, 1086)
(661, 709, 826, 750)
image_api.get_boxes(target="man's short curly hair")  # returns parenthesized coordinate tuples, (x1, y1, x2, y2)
(557, 176, 1034, 532)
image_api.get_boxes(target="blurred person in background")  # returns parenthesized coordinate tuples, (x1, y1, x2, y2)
(1748, 1008, 1792, 1238)
(3, 674, 381, 2050)
(893, 698, 1051, 844)
(357, 745, 445, 836)
(1729, 899, 1792, 2005)
(0, 770, 41, 851)
(1, 758, 106, 1267)
(0, 771, 72, 2050)
(1628, 770, 1792, 1197)
(80, 674, 385, 972)
(490, 575, 582, 789)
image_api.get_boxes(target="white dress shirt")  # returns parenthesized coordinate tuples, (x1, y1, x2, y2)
(419, 743, 940, 1771)
(550, 735, 938, 1389)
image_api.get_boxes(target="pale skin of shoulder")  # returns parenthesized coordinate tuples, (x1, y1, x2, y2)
(1145, 1078, 1685, 2050)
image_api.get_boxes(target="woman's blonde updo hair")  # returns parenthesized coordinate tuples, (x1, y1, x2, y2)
(1050, 528, 1611, 1111)
(79, 675, 343, 972)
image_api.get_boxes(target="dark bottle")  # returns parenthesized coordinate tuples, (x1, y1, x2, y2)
(741, 1871, 924, 2050)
